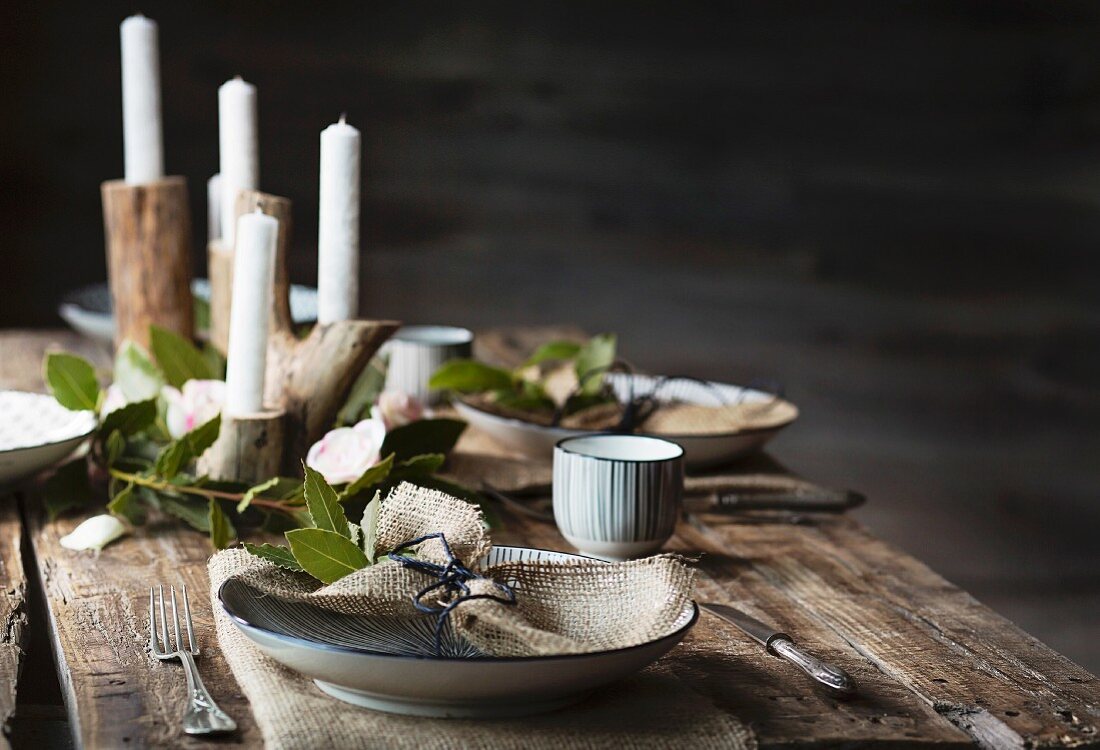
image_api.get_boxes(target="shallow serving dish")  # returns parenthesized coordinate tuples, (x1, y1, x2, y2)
(58, 280, 319, 345)
(219, 545, 698, 718)
(453, 373, 796, 468)
(0, 391, 96, 485)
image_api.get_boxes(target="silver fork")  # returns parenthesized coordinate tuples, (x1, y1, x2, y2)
(149, 584, 237, 735)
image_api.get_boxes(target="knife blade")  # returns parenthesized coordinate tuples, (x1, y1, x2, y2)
(701, 603, 856, 696)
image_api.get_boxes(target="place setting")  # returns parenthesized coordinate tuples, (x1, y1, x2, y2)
(2, 8, 1097, 750)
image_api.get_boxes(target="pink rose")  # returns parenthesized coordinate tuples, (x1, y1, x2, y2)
(162, 380, 226, 439)
(306, 417, 387, 485)
(100, 384, 129, 416)
(371, 390, 424, 430)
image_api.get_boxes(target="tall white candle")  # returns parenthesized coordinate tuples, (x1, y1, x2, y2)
(207, 173, 222, 242)
(224, 210, 278, 415)
(218, 77, 259, 246)
(120, 14, 164, 184)
(317, 114, 361, 324)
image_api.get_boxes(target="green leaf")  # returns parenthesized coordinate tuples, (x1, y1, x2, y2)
(208, 499, 235, 549)
(160, 495, 211, 532)
(43, 353, 99, 412)
(261, 509, 308, 534)
(237, 477, 280, 513)
(193, 294, 211, 334)
(428, 360, 513, 393)
(285, 528, 369, 584)
(99, 398, 157, 437)
(114, 341, 164, 401)
(574, 333, 617, 395)
(200, 343, 226, 380)
(154, 414, 221, 478)
(42, 459, 92, 520)
(107, 483, 146, 525)
(341, 453, 394, 498)
(380, 419, 466, 462)
(390, 453, 446, 480)
(523, 340, 582, 367)
(149, 325, 215, 387)
(104, 430, 126, 467)
(361, 491, 381, 561)
(303, 464, 350, 537)
(244, 542, 303, 571)
(337, 355, 388, 426)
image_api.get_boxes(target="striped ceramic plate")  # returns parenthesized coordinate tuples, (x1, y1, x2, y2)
(219, 545, 698, 718)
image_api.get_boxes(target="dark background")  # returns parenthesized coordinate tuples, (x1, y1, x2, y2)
(2, 1, 1098, 670)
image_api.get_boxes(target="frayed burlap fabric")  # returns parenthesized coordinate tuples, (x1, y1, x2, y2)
(221, 483, 695, 657)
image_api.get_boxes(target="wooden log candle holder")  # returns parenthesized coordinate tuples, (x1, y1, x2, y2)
(207, 188, 399, 476)
(101, 176, 194, 350)
(198, 409, 286, 484)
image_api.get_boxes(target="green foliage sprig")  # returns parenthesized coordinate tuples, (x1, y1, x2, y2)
(41, 326, 469, 549)
(428, 333, 618, 417)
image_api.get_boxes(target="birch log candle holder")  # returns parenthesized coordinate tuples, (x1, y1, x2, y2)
(198, 408, 286, 484)
(101, 176, 194, 350)
(208, 188, 399, 475)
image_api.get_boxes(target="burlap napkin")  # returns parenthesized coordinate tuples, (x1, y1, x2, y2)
(220, 483, 695, 657)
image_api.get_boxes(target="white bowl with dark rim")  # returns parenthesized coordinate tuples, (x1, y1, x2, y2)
(382, 325, 474, 406)
(218, 545, 697, 718)
(453, 373, 796, 468)
(0, 391, 97, 485)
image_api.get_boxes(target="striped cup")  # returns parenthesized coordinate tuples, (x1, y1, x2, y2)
(553, 434, 685, 561)
(382, 325, 474, 406)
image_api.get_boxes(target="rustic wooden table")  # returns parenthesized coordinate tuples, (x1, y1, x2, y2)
(0, 328, 1097, 749)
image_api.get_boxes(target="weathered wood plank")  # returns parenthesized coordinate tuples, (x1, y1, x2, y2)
(24, 502, 262, 748)
(674, 511, 1100, 748)
(0, 500, 27, 750)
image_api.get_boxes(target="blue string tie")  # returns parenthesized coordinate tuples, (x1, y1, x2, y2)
(387, 532, 516, 656)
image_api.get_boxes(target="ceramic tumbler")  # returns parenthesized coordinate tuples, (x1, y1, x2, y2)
(553, 434, 684, 560)
(382, 325, 474, 405)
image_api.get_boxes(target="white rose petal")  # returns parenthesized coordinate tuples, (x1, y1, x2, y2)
(59, 515, 129, 551)
(306, 418, 387, 485)
(163, 379, 226, 438)
(371, 390, 425, 430)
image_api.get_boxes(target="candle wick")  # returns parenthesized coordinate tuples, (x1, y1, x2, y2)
(234, 74, 243, 81)
(254, 199, 266, 213)
(339, 112, 347, 124)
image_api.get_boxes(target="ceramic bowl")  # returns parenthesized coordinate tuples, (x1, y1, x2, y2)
(219, 545, 698, 718)
(553, 435, 684, 560)
(58, 280, 319, 346)
(453, 373, 796, 468)
(0, 391, 97, 485)
(382, 325, 474, 405)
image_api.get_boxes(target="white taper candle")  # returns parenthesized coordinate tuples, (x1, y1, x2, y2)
(218, 76, 259, 246)
(120, 15, 164, 184)
(207, 173, 222, 242)
(224, 210, 278, 415)
(317, 114, 361, 324)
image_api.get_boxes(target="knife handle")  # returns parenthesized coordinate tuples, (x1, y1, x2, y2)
(769, 637, 856, 696)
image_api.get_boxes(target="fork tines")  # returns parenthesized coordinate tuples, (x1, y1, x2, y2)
(149, 584, 199, 658)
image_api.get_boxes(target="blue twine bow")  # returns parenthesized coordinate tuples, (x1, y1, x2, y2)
(387, 532, 516, 656)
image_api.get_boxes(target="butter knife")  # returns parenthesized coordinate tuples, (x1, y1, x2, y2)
(701, 603, 856, 696)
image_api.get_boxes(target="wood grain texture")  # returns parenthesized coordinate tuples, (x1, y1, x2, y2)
(101, 177, 194, 350)
(198, 410, 285, 485)
(0, 501, 27, 750)
(24, 502, 262, 749)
